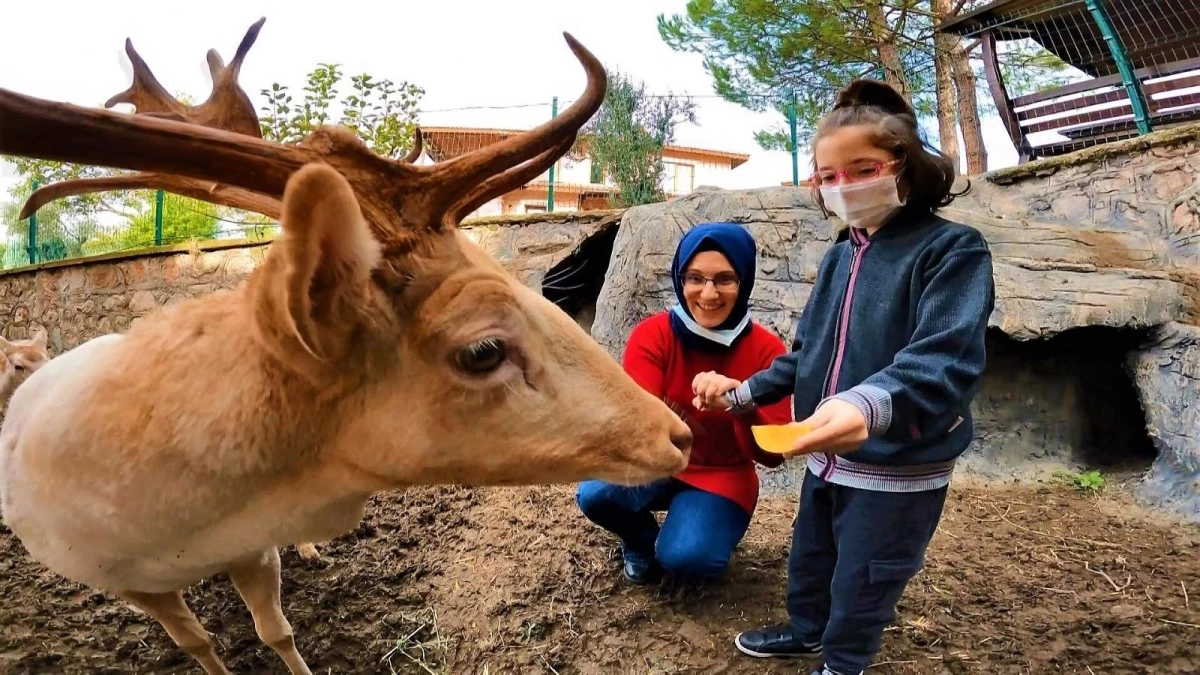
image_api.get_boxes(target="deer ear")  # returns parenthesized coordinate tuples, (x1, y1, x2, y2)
(263, 163, 380, 360)
(30, 328, 47, 349)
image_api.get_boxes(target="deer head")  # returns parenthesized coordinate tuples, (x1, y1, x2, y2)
(0, 20, 692, 487)
(0, 329, 51, 405)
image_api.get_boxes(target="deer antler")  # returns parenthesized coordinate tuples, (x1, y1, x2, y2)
(20, 123, 421, 222)
(106, 17, 265, 137)
(18, 18, 275, 221)
(0, 30, 606, 251)
(427, 34, 606, 223)
(18, 174, 281, 221)
(402, 127, 423, 164)
(449, 133, 576, 223)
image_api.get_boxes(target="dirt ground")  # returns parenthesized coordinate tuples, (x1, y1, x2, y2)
(0, 479, 1197, 674)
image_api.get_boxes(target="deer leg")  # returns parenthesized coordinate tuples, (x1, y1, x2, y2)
(294, 541, 320, 559)
(227, 547, 312, 675)
(118, 589, 230, 675)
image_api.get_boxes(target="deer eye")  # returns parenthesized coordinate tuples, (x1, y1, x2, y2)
(455, 338, 508, 375)
(13, 364, 24, 372)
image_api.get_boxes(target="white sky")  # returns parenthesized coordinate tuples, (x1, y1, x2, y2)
(0, 0, 1021, 196)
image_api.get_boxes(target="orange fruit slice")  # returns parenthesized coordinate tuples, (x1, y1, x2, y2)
(751, 423, 814, 454)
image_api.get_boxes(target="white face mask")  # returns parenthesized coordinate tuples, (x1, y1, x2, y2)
(819, 175, 906, 230)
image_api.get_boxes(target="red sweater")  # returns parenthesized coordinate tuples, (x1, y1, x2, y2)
(622, 312, 794, 514)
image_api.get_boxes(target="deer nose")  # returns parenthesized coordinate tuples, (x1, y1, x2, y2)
(670, 422, 693, 456)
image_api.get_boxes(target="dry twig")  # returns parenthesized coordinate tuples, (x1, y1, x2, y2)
(1085, 562, 1132, 592)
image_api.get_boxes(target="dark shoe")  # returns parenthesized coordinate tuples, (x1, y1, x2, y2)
(621, 548, 663, 585)
(734, 623, 822, 658)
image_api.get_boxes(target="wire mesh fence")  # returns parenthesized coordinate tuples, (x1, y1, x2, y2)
(939, 0, 1200, 162)
(2, 187, 278, 271)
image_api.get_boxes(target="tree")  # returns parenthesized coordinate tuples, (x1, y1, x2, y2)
(658, 1, 1073, 175)
(658, 1, 937, 152)
(83, 192, 222, 254)
(583, 69, 697, 208)
(259, 64, 424, 159)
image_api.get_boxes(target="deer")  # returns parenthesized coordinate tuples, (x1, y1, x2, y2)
(0, 18, 692, 675)
(0, 328, 51, 408)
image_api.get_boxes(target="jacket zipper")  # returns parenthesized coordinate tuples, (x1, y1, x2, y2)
(820, 228, 870, 480)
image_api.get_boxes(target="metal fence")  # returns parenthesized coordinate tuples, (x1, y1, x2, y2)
(2, 183, 278, 271)
(939, 0, 1200, 162)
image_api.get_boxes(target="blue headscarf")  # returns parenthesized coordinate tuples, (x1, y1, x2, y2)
(668, 223, 758, 352)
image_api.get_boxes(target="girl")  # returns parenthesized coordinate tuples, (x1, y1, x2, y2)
(576, 223, 793, 585)
(693, 80, 995, 675)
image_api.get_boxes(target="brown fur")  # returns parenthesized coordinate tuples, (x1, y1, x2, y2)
(0, 25, 692, 675)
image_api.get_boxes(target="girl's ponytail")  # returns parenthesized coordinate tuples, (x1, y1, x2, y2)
(832, 79, 915, 118)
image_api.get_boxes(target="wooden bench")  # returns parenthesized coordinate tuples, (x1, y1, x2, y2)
(1000, 56, 1200, 161)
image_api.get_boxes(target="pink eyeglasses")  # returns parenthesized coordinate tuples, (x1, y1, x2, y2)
(810, 159, 901, 187)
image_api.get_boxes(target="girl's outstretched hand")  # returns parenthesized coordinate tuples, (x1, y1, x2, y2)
(691, 371, 740, 411)
(787, 399, 869, 456)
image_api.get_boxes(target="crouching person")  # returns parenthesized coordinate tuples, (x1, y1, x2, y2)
(575, 223, 792, 584)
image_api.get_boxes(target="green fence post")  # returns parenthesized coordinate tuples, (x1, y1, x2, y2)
(27, 179, 38, 265)
(154, 189, 165, 246)
(546, 96, 558, 212)
(1085, 0, 1152, 134)
(786, 89, 799, 186)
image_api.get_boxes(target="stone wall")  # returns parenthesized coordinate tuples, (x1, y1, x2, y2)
(0, 211, 621, 353)
(0, 243, 266, 353)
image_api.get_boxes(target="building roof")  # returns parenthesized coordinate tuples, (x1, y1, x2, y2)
(937, 0, 1200, 77)
(418, 126, 750, 169)
(519, 180, 618, 194)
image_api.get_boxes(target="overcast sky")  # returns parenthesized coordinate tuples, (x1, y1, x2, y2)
(0, 0, 1021, 195)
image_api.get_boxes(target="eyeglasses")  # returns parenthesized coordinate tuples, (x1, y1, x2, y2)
(682, 272, 740, 293)
(811, 159, 900, 187)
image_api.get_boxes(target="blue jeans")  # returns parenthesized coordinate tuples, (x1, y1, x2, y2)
(787, 470, 948, 674)
(575, 478, 752, 583)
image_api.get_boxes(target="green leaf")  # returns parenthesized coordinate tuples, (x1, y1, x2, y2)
(583, 69, 697, 207)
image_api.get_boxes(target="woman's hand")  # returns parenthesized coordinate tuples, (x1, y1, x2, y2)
(691, 371, 741, 411)
(786, 399, 869, 456)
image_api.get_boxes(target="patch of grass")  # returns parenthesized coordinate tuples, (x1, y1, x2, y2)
(1053, 469, 1107, 494)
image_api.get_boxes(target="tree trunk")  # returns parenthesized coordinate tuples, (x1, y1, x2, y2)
(865, 1, 913, 104)
(951, 40, 988, 173)
(932, 0, 961, 174)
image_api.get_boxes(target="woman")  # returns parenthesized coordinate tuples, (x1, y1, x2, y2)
(575, 222, 793, 585)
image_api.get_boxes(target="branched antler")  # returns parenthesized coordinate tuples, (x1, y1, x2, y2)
(1, 28, 607, 255)
(105, 17, 265, 137)
(19, 21, 428, 222)
(19, 18, 273, 219)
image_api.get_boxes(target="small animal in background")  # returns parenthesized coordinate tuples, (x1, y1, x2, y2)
(0, 329, 51, 406)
